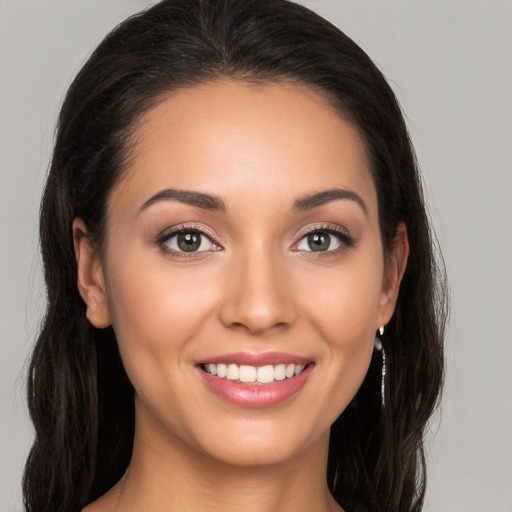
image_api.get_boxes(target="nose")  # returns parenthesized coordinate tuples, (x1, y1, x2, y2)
(218, 247, 297, 335)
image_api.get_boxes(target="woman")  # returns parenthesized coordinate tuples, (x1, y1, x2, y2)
(23, 0, 446, 511)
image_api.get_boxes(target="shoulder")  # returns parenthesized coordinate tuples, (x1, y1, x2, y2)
(81, 489, 119, 512)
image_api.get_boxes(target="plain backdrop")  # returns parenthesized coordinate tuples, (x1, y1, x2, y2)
(1, 1, 511, 511)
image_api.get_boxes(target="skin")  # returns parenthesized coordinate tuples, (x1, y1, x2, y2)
(75, 80, 408, 512)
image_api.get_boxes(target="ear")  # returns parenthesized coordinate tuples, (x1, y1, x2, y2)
(377, 222, 409, 328)
(73, 218, 111, 328)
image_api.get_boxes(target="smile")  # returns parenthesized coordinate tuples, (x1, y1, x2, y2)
(201, 363, 307, 384)
(198, 353, 314, 407)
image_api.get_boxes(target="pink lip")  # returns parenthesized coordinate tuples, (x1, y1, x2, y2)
(198, 358, 314, 408)
(198, 351, 312, 366)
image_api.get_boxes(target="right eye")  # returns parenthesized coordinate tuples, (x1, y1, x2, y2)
(159, 227, 220, 255)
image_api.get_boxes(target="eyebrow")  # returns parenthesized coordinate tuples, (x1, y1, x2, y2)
(139, 186, 367, 216)
(292, 188, 368, 216)
(139, 188, 227, 213)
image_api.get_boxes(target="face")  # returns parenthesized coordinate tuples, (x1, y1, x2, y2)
(76, 80, 404, 469)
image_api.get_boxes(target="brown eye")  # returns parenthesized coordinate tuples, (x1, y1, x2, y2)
(307, 232, 331, 251)
(177, 232, 201, 252)
(295, 229, 344, 253)
(162, 229, 218, 254)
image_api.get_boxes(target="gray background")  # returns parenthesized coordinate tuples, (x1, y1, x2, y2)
(1, 1, 511, 510)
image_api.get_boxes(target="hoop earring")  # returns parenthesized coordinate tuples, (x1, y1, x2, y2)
(374, 326, 386, 408)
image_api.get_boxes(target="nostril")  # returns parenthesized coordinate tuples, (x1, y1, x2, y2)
(217, 269, 297, 333)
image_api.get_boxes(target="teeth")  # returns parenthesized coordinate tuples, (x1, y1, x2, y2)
(239, 365, 257, 383)
(203, 362, 307, 383)
(217, 364, 227, 378)
(226, 364, 239, 380)
(257, 365, 275, 384)
(274, 364, 286, 381)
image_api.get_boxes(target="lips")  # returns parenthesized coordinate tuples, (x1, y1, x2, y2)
(197, 352, 314, 407)
(200, 352, 311, 366)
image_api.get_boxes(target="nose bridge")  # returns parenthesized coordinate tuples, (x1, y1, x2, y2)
(219, 240, 296, 334)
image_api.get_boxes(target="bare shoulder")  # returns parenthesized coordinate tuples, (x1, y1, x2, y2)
(81, 485, 121, 512)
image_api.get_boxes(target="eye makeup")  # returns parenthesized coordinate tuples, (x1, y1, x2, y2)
(153, 224, 222, 259)
(292, 224, 357, 254)
(151, 220, 357, 261)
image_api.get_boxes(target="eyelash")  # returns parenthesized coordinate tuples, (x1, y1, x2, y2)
(296, 225, 357, 255)
(155, 224, 220, 259)
(154, 224, 356, 258)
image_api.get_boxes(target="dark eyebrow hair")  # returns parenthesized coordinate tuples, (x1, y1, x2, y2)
(292, 188, 368, 216)
(139, 188, 227, 213)
(139, 187, 366, 216)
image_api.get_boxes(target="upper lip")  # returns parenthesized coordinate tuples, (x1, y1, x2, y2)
(198, 352, 313, 366)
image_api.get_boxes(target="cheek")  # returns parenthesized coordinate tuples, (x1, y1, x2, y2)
(108, 246, 216, 332)
(297, 253, 384, 346)
(103, 253, 218, 394)
(292, 253, 383, 410)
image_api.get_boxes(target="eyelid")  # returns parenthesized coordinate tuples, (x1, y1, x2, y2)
(153, 222, 355, 257)
(292, 224, 356, 252)
(155, 223, 222, 255)
(156, 223, 218, 242)
(298, 224, 351, 238)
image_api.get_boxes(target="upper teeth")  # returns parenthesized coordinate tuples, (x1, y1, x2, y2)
(204, 363, 306, 383)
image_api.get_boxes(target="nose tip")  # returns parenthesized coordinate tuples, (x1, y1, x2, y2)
(218, 256, 296, 335)
(226, 306, 289, 335)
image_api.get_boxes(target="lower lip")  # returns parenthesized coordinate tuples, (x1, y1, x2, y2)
(199, 365, 313, 408)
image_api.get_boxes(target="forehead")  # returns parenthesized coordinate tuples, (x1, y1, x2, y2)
(111, 79, 376, 217)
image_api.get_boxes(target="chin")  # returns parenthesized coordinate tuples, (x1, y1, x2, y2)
(172, 405, 333, 470)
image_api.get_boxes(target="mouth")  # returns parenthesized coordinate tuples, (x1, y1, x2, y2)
(200, 362, 308, 384)
(197, 353, 314, 407)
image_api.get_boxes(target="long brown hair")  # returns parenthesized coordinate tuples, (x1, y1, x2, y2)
(24, 1, 447, 511)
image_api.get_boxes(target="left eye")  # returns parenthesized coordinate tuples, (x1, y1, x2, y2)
(296, 231, 343, 252)
(162, 230, 217, 253)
